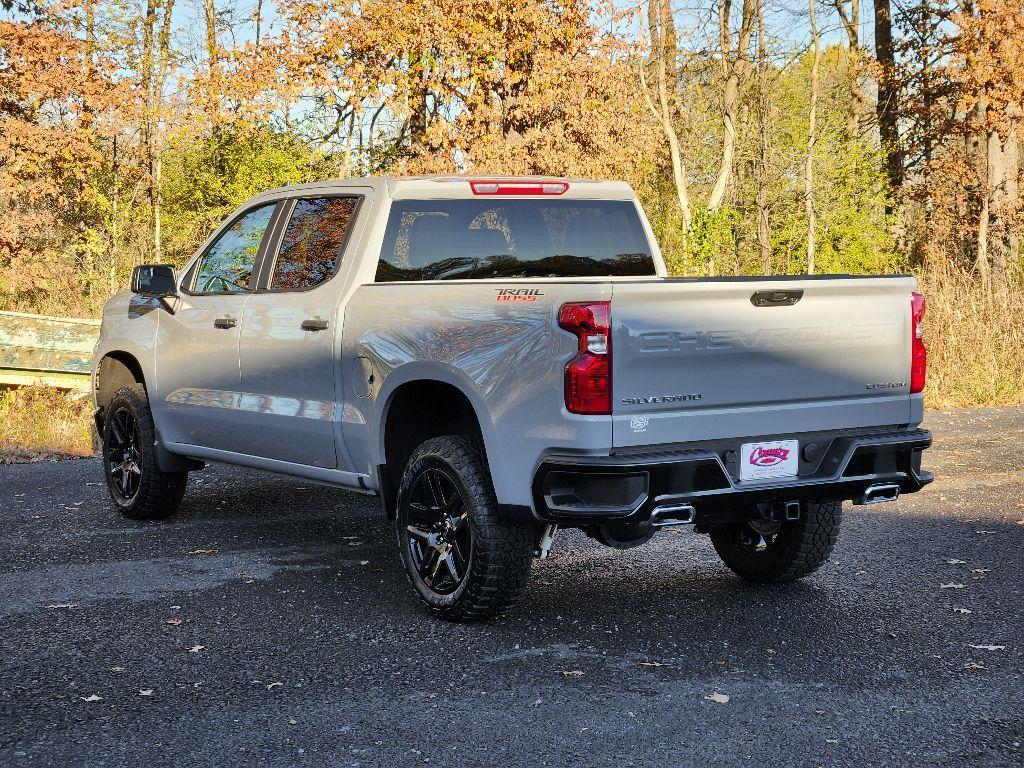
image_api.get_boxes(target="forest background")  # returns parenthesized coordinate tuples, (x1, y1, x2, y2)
(2, 0, 1023, 415)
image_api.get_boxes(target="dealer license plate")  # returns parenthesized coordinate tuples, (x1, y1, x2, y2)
(739, 439, 799, 481)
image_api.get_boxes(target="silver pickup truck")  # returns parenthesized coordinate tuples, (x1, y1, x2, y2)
(92, 176, 933, 620)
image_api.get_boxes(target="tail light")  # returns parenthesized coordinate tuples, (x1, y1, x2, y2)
(910, 291, 926, 394)
(558, 302, 611, 415)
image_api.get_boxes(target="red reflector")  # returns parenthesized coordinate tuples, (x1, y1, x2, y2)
(558, 302, 611, 415)
(470, 180, 569, 196)
(911, 291, 926, 394)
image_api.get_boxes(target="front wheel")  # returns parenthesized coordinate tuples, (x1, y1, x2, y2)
(102, 384, 187, 520)
(395, 435, 535, 621)
(709, 501, 842, 583)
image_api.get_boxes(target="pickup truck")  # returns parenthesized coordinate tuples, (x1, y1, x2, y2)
(92, 176, 933, 620)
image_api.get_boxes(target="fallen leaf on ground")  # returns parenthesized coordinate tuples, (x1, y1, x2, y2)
(639, 661, 665, 667)
(559, 670, 585, 677)
(267, 682, 283, 689)
(968, 644, 1005, 651)
(190, 548, 219, 556)
(971, 568, 991, 574)
(940, 583, 965, 589)
(946, 559, 967, 564)
(705, 693, 730, 704)
(976, 530, 995, 535)
(953, 607, 973, 614)
(359, 560, 370, 566)
(80, 694, 103, 702)
(139, 689, 154, 696)
(965, 662, 986, 670)
(165, 618, 183, 626)
(110, 667, 125, 672)
(188, 645, 205, 653)
(47, 603, 76, 609)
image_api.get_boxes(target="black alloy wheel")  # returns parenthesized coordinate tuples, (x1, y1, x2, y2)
(394, 435, 535, 620)
(104, 403, 144, 502)
(101, 384, 188, 520)
(401, 467, 472, 595)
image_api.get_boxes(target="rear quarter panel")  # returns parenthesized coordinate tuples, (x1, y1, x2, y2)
(342, 280, 614, 508)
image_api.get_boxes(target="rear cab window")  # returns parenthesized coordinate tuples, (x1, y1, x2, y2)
(376, 199, 656, 281)
(268, 196, 360, 291)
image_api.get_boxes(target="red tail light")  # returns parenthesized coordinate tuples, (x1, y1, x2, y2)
(558, 302, 611, 415)
(911, 291, 926, 394)
(470, 180, 569, 196)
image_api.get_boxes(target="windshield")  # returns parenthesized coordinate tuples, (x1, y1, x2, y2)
(376, 198, 657, 281)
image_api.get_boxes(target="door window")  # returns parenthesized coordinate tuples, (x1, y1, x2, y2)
(270, 196, 359, 290)
(191, 203, 276, 294)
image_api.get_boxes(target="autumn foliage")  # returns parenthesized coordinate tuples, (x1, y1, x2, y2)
(0, 0, 1022, 405)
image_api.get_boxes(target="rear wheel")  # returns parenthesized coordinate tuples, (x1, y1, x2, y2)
(395, 435, 535, 621)
(709, 501, 842, 582)
(102, 384, 187, 520)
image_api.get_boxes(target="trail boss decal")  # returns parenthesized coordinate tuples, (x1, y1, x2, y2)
(495, 288, 544, 302)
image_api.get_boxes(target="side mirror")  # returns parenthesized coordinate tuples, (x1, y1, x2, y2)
(131, 264, 177, 297)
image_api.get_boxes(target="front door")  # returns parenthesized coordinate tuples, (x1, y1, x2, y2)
(236, 194, 363, 468)
(153, 202, 278, 453)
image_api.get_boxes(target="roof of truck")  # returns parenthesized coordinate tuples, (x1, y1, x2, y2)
(257, 175, 637, 201)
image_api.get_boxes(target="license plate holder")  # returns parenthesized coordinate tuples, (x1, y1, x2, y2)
(739, 439, 799, 481)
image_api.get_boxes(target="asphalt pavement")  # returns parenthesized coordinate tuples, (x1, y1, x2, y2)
(2, 408, 1023, 767)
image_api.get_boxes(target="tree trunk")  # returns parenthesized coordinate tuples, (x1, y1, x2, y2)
(141, 0, 157, 261)
(755, 0, 771, 272)
(254, 0, 264, 48)
(152, 0, 174, 263)
(834, 0, 867, 135)
(641, 0, 691, 233)
(708, 0, 756, 212)
(805, 0, 821, 274)
(874, 0, 901, 203)
(988, 128, 1008, 294)
(204, 0, 219, 118)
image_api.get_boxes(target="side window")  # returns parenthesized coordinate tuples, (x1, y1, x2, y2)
(192, 203, 276, 294)
(270, 196, 359, 290)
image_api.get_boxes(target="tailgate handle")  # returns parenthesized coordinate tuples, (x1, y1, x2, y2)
(751, 290, 803, 307)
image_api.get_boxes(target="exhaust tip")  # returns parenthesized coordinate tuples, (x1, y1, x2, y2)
(856, 483, 901, 505)
(649, 503, 697, 528)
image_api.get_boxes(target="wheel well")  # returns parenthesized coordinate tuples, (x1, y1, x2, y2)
(380, 380, 486, 519)
(95, 353, 145, 428)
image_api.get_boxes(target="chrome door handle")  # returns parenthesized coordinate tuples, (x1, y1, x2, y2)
(301, 318, 329, 331)
(213, 316, 236, 329)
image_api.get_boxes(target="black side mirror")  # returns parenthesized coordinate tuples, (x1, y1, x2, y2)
(131, 264, 177, 296)
(131, 264, 178, 314)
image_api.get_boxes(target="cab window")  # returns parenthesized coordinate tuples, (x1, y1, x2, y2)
(191, 203, 276, 294)
(269, 196, 359, 291)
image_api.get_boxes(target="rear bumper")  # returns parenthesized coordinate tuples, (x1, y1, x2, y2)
(530, 427, 933, 525)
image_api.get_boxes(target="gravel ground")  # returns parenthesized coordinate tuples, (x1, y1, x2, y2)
(1, 408, 1022, 767)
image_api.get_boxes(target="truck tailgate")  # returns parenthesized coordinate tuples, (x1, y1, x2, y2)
(611, 277, 916, 448)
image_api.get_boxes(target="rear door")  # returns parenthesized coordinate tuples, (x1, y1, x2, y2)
(611, 276, 916, 448)
(236, 193, 365, 468)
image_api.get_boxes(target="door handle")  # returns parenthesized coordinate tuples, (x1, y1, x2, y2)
(301, 318, 329, 331)
(213, 316, 237, 329)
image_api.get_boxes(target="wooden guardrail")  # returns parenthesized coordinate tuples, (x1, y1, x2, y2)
(0, 311, 100, 391)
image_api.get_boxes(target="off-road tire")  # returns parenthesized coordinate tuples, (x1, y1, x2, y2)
(395, 435, 535, 621)
(102, 384, 187, 520)
(710, 501, 842, 582)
